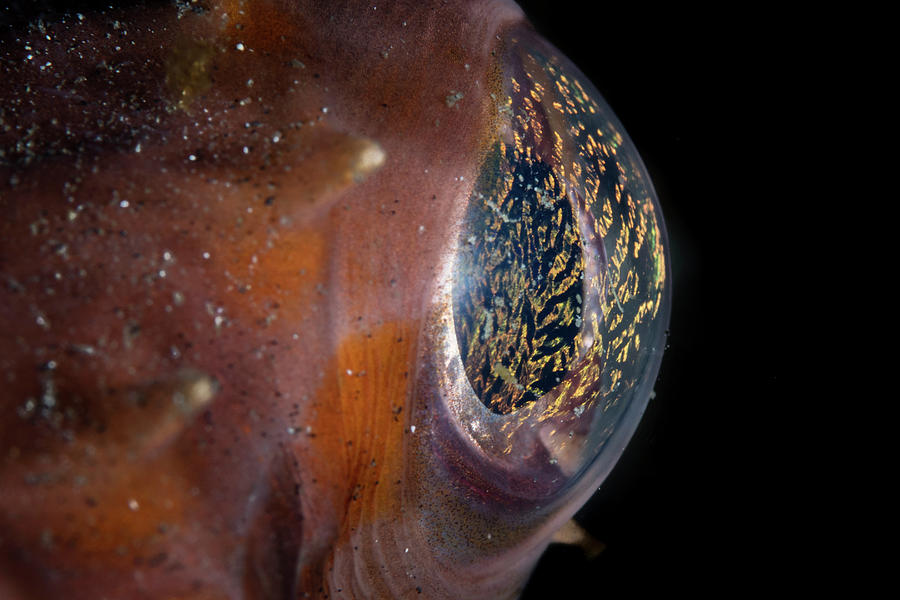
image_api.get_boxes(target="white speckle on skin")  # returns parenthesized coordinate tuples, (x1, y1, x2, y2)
(34, 312, 50, 330)
(445, 91, 464, 108)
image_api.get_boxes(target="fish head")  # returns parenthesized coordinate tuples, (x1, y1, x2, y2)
(0, 1, 670, 598)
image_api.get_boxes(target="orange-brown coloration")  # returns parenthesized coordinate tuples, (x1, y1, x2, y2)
(1, 1, 670, 598)
(291, 322, 417, 592)
(0, 1, 528, 597)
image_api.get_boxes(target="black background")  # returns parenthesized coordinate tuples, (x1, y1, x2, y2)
(1, 0, 796, 596)
(515, 2, 784, 596)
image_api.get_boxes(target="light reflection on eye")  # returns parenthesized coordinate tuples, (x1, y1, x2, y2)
(430, 26, 669, 496)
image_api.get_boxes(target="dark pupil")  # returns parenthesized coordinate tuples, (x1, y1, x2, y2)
(453, 148, 585, 414)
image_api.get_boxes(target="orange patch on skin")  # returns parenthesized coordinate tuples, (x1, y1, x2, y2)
(218, 0, 300, 54)
(290, 321, 418, 592)
(311, 319, 417, 509)
(228, 225, 328, 319)
(1, 450, 200, 568)
(335, 321, 416, 506)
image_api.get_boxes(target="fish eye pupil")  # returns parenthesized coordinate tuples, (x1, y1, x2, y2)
(452, 147, 585, 414)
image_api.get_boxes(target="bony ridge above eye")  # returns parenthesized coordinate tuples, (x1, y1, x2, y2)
(425, 21, 670, 506)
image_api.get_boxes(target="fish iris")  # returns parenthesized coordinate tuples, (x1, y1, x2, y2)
(452, 146, 585, 414)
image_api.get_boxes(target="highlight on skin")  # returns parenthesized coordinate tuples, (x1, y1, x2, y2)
(0, 1, 670, 598)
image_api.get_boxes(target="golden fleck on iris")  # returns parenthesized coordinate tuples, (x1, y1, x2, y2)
(453, 144, 585, 414)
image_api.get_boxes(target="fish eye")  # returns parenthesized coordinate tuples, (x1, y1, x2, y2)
(0, 3, 671, 595)
(427, 23, 670, 499)
(453, 148, 586, 416)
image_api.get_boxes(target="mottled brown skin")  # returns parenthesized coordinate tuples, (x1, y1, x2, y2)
(0, 1, 596, 598)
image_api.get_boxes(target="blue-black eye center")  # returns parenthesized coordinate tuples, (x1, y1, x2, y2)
(452, 144, 585, 415)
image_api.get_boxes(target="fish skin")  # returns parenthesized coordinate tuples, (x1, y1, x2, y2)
(0, 1, 664, 598)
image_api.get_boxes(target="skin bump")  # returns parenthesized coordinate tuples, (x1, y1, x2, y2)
(0, 1, 669, 598)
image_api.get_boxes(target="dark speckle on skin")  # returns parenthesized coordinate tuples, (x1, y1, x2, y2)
(0, 1, 674, 598)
